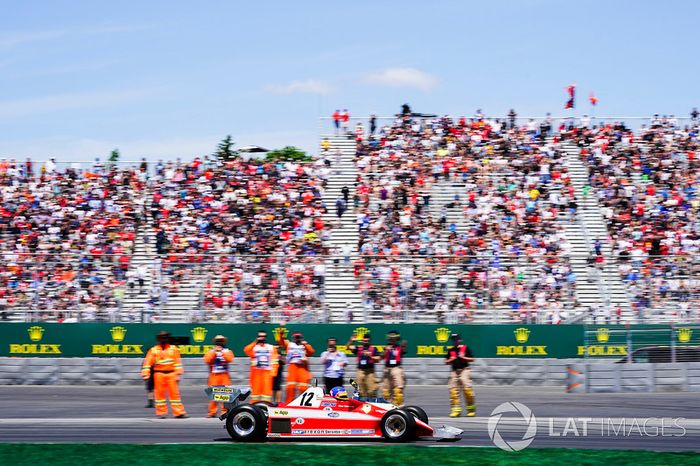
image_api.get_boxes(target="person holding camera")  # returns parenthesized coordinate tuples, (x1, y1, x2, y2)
(382, 330, 407, 406)
(244, 330, 279, 404)
(445, 332, 476, 417)
(278, 323, 315, 403)
(203, 334, 234, 417)
(320, 337, 347, 392)
(346, 332, 380, 398)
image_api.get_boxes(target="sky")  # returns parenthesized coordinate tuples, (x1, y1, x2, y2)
(1, 0, 699, 162)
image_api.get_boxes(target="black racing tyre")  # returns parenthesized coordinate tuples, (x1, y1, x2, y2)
(225, 404, 268, 441)
(380, 409, 416, 442)
(253, 401, 274, 408)
(404, 406, 429, 424)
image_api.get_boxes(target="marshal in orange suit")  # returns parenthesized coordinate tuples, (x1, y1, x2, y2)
(278, 323, 315, 403)
(203, 334, 234, 417)
(141, 331, 188, 418)
(244, 330, 279, 404)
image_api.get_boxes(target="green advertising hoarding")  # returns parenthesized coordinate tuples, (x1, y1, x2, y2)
(0, 323, 696, 358)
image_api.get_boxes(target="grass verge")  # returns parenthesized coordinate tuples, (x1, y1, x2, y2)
(0, 443, 699, 466)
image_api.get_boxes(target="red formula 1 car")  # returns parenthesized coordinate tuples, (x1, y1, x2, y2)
(205, 385, 462, 442)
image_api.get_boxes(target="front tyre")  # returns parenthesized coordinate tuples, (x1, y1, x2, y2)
(380, 409, 416, 442)
(404, 406, 429, 424)
(225, 404, 267, 441)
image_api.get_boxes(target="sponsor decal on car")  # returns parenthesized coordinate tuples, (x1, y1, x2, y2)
(273, 410, 289, 415)
(295, 418, 305, 425)
(361, 404, 372, 414)
(327, 412, 340, 418)
(298, 429, 348, 435)
(321, 401, 336, 407)
(291, 430, 305, 435)
(213, 394, 231, 402)
(323, 407, 332, 412)
(350, 429, 376, 435)
(212, 387, 234, 393)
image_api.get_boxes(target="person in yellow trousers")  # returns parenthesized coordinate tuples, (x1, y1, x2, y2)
(244, 330, 279, 404)
(346, 331, 380, 398)
(445, 333, 476, 417)
(203, 334, 234, 418)
(382, 330, 407, 406)
(141, 331, 188, 418)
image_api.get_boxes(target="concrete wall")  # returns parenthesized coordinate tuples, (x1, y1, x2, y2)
(566, 362, 700, 393)
(0, 357, 579, 386)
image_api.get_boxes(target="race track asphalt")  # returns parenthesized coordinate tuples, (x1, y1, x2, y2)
(0, 385, 699, 451)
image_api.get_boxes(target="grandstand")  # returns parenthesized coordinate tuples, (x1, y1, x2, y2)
(0, 113, 698, 325)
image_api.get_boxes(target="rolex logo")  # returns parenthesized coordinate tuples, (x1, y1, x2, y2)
(514, 328, 530, 344)
(596, 328, 610, 343)
(435, 327, 451, 343)
(110, 326, 127, 342)
(28, 326, 44, 342)
(191, 327, 208, 343)
(677, 328, 692, 344)
(353, 327, 370, 340)
(273, 327, 288, 341)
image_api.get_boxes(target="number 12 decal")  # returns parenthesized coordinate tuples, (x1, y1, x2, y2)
(300, 392, 314, 406)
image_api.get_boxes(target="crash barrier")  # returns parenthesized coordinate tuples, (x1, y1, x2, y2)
(566, 362, 700, 393)
(0, 357, 577, 386)
(2, 323, 699, 359)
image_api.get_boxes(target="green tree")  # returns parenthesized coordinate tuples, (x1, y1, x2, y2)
(214, 135, 238, 161)
(265, 146, 312, 162)
(109, 148, 120, 163)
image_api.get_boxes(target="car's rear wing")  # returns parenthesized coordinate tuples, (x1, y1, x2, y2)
(204, 386, 252, 408)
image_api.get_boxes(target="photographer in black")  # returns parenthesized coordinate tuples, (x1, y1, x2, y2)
(445, 333, 475, 417)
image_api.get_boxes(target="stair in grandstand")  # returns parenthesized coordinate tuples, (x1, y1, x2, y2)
(319, 135, 364, 322)
(122, 206, 204, 322)
(560, 140, 633, 322)
(427, 178, 516, 323)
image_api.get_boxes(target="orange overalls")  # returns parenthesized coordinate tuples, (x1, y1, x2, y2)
(141, 344, 186, 417)
(244, 341, 279, 403)
(280, 339, 315, 403)
(203, 347, 234, 416)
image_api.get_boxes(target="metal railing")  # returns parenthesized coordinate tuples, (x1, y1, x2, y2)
(0, 254, 697, 324)
(319, 115, 699, 137)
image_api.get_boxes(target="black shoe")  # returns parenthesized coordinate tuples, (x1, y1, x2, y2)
(175, 414, 189, 419)
(145, 400, 154, 408)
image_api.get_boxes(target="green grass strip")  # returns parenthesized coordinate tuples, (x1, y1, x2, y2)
(0, 443, 699, 466)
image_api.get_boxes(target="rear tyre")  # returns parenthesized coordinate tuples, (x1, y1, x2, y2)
(380, 409, 416, 442)
(404, 406, 429, 424)
(225, 404, 267, 441)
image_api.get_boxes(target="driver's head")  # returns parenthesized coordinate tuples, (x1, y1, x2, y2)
(330, 386, 348, 400)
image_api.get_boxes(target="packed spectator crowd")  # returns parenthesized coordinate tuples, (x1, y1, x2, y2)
(353, 115, 578, 324)
(149, 157, 331, 323)
(0, 159, 147, 322)
(1, 110, 698, 324)
(566, 116, 700, 321)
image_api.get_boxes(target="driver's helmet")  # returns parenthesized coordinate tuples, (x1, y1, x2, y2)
(330, 386, 349, 400)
